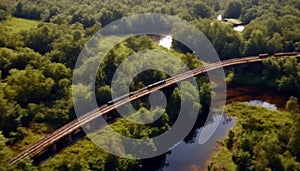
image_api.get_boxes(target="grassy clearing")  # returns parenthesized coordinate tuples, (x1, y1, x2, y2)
(1, 17, 40, 33)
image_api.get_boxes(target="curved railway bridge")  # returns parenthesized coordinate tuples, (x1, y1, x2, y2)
(10, 52, 300, 165)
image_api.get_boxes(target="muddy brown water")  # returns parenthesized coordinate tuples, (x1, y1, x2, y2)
(226, 84, 289, 109)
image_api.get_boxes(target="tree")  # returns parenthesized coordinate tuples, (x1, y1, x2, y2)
(289, 110, 300, 160)
(241, 7, 261, 24)
(204, 21, 243, 59)
(214, 1, 221, 11)
(200, 83, 211, 111)
(286, 96, 299, 113)
(13, 2, 23, 18)
(296, 1, 300, 10)
(45, 7, 59, 22)
(0, 78, 23, 137)
(70, 8, 96, 28)
(244, 30, 267, 56)
(232, 149, 252, 170)
(277, 58, 300, 94)
(44, 63, 71, 82)
(99, 8, 123, 26)
(224, 1, 242, 19)
(15, 156, 38, 171)
(13, 2, 41, 20)
(126, 35, 153, 52)
(22, 24, 60, 55)
(0, 131, 12, 170)
(7, 66, 54, 106)
(266, 33, 284, 54)
(193, 2, 211, 18)
(0, 9, 7, 21)
(96, 85, 112, 105)
(226, 129, 235, 149)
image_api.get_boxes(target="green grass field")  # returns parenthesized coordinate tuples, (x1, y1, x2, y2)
(1, 17, 40, 33)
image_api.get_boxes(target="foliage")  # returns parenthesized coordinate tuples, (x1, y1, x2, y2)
(224, 1, 242, 19)
(192, 2, 211, 18)
(0, 131, 37, 171)
(225, 70, 234, 83)
(0, 0, 299, 170)
(263, 57, 300, 96)
(39, 108, 172, 170)
(286, 96, 299, 113)
(0, 131, 12, 170)
(1, 17, 40, 33)
(14, 2, 42, 20)
(209, 103, 300, 170)
(194, 19, 243, 59)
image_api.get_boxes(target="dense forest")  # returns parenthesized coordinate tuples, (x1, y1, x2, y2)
(0, 0, 300, 170)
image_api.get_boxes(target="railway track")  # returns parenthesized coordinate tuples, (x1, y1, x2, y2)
(10, 53, 300, 164)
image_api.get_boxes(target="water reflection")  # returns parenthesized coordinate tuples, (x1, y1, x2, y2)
(226, 84, 288, 109)
(159, 35, 173, 49)
(233, 25, 245, 32)
(147, 85, 286, 171)
(162, 115, 236, 171)
(245, 100, 277, 110)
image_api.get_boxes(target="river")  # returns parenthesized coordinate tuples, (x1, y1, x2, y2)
(163, 115, 236, 171)
(152, 36, 287, 170)
(147, 84, 289, 171)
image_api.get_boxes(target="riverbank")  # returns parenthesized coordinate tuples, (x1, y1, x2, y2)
(159, 81, 293, 170)
(226, 83, 289, 109)
(207, 102, 300, 170)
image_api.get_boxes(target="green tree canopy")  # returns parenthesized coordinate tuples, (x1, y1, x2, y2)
(192, 2, 211, 18)
(224, 1, 242, 19)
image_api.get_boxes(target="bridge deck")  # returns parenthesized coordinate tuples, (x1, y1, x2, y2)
(10, 54, 300, 164)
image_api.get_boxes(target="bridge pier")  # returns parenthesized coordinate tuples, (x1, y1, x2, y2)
(83, 119, 103, 133)
(67, 135, 72, 144)
(91, 119, 98, 130)
(51, 143, 57, 153)
(84, 119, 100, 133)
(103, 114, 108, 122)
(232, 63, 248, 76)
(83, 123, 91, 132)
